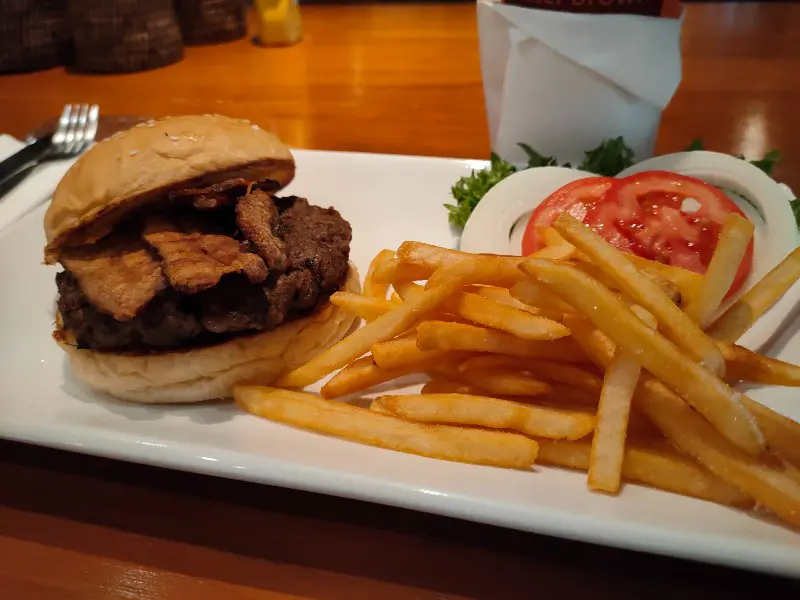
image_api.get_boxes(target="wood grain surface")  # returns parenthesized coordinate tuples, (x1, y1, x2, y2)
(1, 3, 800, 598)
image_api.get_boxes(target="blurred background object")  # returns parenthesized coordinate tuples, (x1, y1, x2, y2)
(0, 0, 70, 74)
(69, 0, 184, 73)
(175, 0, 247, 45)
(253, 0, 302, 47)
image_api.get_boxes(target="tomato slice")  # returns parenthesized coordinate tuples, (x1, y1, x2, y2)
(521, 177, 616, 254)
(520, 171, 753, 297)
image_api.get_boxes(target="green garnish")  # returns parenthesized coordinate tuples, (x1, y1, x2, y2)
(577, 136, 635, 176)
(446, 138, 794, 230)
(446, 152, 517, 228)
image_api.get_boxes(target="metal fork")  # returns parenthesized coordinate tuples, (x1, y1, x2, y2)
(0, 103, 99, 199)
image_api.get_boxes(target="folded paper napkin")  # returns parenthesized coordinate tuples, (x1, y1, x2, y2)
(0, 135, 76, 233)
(478, 0, 683, 165)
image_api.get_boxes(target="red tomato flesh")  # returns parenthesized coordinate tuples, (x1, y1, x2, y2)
(521, 171, 753, 296)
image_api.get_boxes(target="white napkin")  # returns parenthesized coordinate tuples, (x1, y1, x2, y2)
(0, 135, 76, 233)
(477, 0, 683, 165)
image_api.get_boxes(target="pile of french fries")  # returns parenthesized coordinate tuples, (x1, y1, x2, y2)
(234, 212, 800, 528)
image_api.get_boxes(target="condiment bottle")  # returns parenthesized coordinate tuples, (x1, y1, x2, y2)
(254, 0, 303, 47)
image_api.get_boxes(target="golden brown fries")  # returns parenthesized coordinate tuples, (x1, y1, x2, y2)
(330, 292, 395, 322)
(458, 368, 551, 397)
(363, 249, 396, 299)
(374, 393, 594, 440)
(458, 355, 603, 395)
(589, 348, 645, 494)
(553, 213, 726, 376)
(720, 343, 800, 386)
(707, 247, 800, 343)
(447, 292, 569, 340)
(235, 386, 539, 468)
(523, 258, 765, 455)
(416, 320, 585, 362)
(536, 440, 753, 508)
(237, 232, 800, 530)
(684, 214, 754, 327)
(277, 265, 472, 388)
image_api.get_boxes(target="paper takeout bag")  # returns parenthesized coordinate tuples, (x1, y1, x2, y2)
(477, 0, 683, 165)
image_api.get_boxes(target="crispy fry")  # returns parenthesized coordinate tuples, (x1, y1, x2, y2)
(320, 355, 410, 399)
(329, 292, 395, 322)
(538, 226, 570, 247)
(720, 343, 800, 386)
(375, 393, 594, 440)
(524, 259, 764, 455)
(589, 347, 644, 493)
(536, 439, 753, 508)
(684, 214, 754, 327)
(458, 355, 603, 395)
(707, 247, 800, 343)
(235, 386, 539, 468)
(448, 292, 569, 340)
(371, 335, 463, 371)
(398, 242, 524, 288)
(416, 321, 586, 362)
(364, 249, 396, 299)
(277, 264, 471, 388)
(625, 254, 703, 307)
(741, 399, 800, 468)
(421, 377, 484, 395)
(530, 244, 576, 260)
(373, 258, 433, 285)
(553, 213, 726, 376)
(459, 368, 551, 397)
(510, 278, 576, 313)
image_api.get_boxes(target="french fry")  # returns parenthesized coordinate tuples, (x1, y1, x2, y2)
(371, 335, 467, 371)
(530, 244, 576, 260)
(375, 394, 594, 440)
(416, 321, 586, 362)
(369, 400, 396, 416)
(625, 254, 703, 307)
(390, 292, 403, 304)
(421, 377, 484, 395)
(553, 213, 726, 376)
(277, 264, 471, 388)
(398, 242, 524, 288)
(320, 355, 410, 399)
(235, 386, 539, 469)
(372, 258, 432, 285)
(510, 278, 576, 313)
(392, 280, 425, 300)
(523, 259, 765, 455)
(707, 247, 800, 343)
(459, 368, 551, 397)
(364, 249, 396, 298)
(720, 342, 800, 386)
(565, 325, 800, 526)
(536, 439, 753, 508)
(741, 399, 800, 468)
(684, 214, 754, 327)
(538, 226, 570, 247)
(458, 355, 603, 395)
(448, 292, 569, 340)
(330, 292, 395, 322)
(589, 347, 645, 494)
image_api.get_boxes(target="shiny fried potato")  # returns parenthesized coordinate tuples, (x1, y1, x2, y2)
(364, 249, 396, 299)
(458, 355, 603, 395)
(523, 258, 765, 456)
(459, 368, 551, 397)
(374, 393, 594, 440)
(707, 247, 800, 343)
(235, 386, 539, 468)
(330, 292, 395, 322)
(371, 335, 471, 372)
(277, 264, 470, 388)
(421, 377, 484, 395)
(372, 258, 432, 285)
(510, 278, 576, 313)
(398, 242, 523, 288)
(624, 254, 703, 307)
(529, 244, 576, 260)
(720, 342, 800, 386)
(448, 292, 569, 340)
(536, 439, 753, 508)
(553, 213, 726, 376)
(684, 214, 754, 327)
(416, 321, 586, 362)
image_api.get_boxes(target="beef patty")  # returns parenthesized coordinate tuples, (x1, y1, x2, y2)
(57, 194, 352, 352)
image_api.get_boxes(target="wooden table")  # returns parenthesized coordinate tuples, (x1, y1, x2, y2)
(1, 3, 799, 598)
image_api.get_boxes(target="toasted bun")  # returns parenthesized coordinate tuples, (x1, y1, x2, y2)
(44, 115, 295, 264)
(56, 265, 360, 404)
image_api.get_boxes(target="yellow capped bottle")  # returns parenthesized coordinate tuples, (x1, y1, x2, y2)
(254, 0, 303, 47)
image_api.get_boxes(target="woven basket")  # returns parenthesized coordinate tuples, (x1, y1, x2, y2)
(0, 0, 70, 74)
(174, 0, 246, 45)
(68, 0, 183, 73)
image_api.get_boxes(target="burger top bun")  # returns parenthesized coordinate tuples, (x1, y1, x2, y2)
(44, 114, 296, 264)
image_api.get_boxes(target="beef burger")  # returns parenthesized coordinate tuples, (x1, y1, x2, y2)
(46, 115, 359, 403)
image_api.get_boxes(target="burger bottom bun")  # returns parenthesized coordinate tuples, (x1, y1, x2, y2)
(57, 265, 361, 404)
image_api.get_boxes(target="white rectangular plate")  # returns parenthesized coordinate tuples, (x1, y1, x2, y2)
(0, 150, 798, 577)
